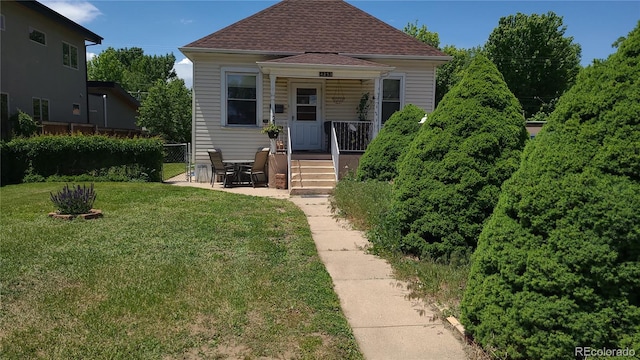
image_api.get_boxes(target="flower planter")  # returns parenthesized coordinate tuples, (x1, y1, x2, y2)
(48, 209, 103, 220)
(267, 131, 280, 139)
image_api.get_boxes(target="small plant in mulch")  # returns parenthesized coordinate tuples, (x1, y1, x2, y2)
(49, 183, 102, 220)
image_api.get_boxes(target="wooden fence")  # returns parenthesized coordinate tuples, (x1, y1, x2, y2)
(41, 121, 144, 138)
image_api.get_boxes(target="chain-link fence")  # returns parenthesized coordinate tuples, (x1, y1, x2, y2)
(162, 143, 191, 182)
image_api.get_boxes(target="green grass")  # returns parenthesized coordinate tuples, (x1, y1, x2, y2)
(162, 162, 188, 181)
(330, 176, 469, 317)
(0, 182, 362, 359)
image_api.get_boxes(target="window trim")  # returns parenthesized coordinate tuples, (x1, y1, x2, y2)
(380, 74, 405, 125)
(62, 41, 79, 69)
(32, 97, 49, 122)
(1, 14, 5, 31)
(29, 26, 46, 46)
(220, 67, 262, 127)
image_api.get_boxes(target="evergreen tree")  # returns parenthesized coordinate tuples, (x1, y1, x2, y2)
(390, 55, 527, 260)
(356, 104, 424, 182)
(461, 23, 640, 359)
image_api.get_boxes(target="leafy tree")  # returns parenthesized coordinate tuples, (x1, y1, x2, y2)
(137, 79, 192, 143)
(461, 23, 640, 359)
(403, 20, 440, 49)
(485, 12, 582, 118)
(389, 55, 527, 260)
(356, 104, 424, 181)
(87, 47, 177, 98)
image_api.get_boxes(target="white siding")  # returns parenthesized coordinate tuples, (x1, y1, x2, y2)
(190, 53, 441, 177)
(192, 53, 271, 166)
(380, 59, 439, 113)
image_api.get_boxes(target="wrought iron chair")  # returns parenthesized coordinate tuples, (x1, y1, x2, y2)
(241, 147, 269, 187)
(208, 148, 235, 188)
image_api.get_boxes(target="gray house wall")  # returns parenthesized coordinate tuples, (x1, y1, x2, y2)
(0, 1, 99, 128)
(88, 93, 139, 130)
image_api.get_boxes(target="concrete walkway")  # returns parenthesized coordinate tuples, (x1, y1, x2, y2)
(166, 178, 468, 359)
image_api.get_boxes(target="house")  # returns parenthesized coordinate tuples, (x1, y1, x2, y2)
(180, 0, 450, 193)
(0, 0, 103, 138)
(87, 81, 140, 132)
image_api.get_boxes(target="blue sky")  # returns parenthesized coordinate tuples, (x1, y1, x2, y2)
(42, 0, 640, 88)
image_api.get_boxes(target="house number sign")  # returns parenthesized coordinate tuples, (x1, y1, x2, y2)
(319, 72, 333, 77)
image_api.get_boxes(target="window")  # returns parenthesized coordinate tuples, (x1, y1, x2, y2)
(32, 98, 49, 122)
(29, 27, 46, 45)
(62, 42, 78, 69)
(72, 104, 80, 116)
(223, 69, 261, 126)
(381, 78, 402, 124)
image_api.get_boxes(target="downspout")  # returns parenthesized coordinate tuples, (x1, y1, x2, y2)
(102, 94, 107, 127)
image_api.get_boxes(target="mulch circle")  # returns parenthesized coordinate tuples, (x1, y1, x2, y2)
(48, 209, 103, 220)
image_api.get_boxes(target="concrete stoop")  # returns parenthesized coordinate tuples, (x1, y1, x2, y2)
(289, 159, 336, 196)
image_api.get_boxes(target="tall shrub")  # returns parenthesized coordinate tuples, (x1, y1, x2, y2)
(461, 23, 640, 359)
(390, 55, 527, 260)
(356, 104, 424, 181)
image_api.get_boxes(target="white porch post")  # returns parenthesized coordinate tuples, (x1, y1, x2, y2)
(269, 74, 277, 154)
(372, 76, 382, 138)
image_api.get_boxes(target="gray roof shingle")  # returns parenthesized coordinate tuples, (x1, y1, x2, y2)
(183, 0, 446, 58)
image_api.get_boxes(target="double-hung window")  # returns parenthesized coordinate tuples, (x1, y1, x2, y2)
(32, 98, 49, 122)
(223, 69, 260, 126)
(63, 42, 78, 69)
(381, 76, 404, 125)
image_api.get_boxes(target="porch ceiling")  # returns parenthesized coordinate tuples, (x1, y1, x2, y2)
(257, 53, 395, 79)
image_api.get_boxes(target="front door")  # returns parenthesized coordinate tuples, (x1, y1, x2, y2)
(290, 83, 322, 151)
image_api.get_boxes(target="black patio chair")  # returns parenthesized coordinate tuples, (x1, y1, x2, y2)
(208, 148, 235, 187)
(240, 147, 269, 187)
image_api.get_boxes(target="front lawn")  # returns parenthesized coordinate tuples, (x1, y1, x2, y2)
(0, 183, 362, 359)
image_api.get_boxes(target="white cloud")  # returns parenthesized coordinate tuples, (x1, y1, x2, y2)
(86, 52, 97, 61)
(174, 58, 193, 89)
(180, 19, 194, 25)
(41, 1, 102, 24)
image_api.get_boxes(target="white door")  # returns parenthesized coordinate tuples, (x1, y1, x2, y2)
(291, 83, 322, 150)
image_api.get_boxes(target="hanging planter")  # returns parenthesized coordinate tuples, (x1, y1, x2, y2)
(261, 123, 282, 139)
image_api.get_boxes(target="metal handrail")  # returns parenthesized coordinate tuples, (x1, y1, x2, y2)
(331, 124, 340, 182)
(287, 125, 292, 191)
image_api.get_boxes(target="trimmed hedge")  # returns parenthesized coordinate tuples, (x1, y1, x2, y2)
(356, 104, 424, 181)
(0, 135, 163, 185)
(460, 23, 640, 359)
(389, 55, 528, 260)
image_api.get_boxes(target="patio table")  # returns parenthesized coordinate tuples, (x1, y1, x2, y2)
(222, 160, 254, 186)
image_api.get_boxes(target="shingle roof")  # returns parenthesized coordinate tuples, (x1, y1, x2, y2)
(262, 53, 390, 67)
(183, 0, 446, 58)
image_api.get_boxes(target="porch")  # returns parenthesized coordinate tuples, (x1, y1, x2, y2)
(265, 120, 370, 195)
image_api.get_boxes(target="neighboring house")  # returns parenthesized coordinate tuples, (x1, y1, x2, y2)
(180, 0, 450, 192)
(88, 81, 140, 130)
(0, 0, 103, 138)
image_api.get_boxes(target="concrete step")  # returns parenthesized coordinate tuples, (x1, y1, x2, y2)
(289, 159, 337, 196)
(290, 186, 335, 196)
(291, 172, 335, 180)
(291, 179, 336, 188)
(292, 160, 333, 167)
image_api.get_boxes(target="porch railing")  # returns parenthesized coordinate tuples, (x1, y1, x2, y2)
(332, 120, 372, 152)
